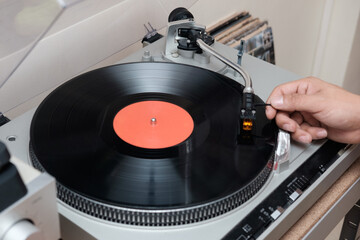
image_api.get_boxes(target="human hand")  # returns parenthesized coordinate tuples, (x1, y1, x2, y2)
(266, 77, 360, 144)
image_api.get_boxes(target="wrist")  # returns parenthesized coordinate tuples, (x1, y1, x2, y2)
(353, 94, 360, 131)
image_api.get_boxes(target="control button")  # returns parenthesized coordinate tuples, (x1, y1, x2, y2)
(242, 224, 252, 233)
(348, 221, 358, 229)
(263, 219, 272, 228)
(236, 236, 247, 240)
(318, 164, 326, 173)
(289, 188, 302, 202)
(3, 220, 44, 240)
(270, 207, 284, 221)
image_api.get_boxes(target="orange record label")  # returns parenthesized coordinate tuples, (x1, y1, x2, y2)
(113, 101, 194, 149)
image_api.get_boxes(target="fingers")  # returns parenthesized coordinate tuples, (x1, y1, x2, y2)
(275, 111, 297, 132)
(265, 77, 330, 143)
(265, 105, 277, 119)
(265, 86, 310, 120)
(269, 93, 321, 113)
(292, 122, 327, 142)
(291, 128, 312, 143)
(268, 77, 322, 98)
(274, 111, 327, 143)
(265, 94, 321, 121)
(265, 77, 325, 120)
(300, 112, 321, 127)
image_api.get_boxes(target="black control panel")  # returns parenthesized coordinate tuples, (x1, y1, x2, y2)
(222, 140, 347, 240)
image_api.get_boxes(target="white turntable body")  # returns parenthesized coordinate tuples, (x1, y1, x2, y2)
(1, 35, 360, 240)
(1, 1, 360, 239)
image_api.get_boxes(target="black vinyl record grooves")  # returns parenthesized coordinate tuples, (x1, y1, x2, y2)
(30, 62, 277, 226)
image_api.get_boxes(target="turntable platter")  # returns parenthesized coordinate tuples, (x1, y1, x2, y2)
(29, 62, 276, 226)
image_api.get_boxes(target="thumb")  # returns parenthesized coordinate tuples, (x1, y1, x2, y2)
(269, 93, 320, 112)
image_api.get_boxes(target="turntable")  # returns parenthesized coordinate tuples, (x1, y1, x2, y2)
(0, 2, 360, 240)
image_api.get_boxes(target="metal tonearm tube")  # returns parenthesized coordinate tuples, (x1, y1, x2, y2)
(196, 39, 254, 94)
(164, 18, 256, 123)
(197, 38, 256, 123)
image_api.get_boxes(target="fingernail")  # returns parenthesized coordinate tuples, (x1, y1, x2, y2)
(299, 135, 311, 143)
(271, 96, 283, 107)
(316, 129, 327, 138)
(283, 124, 293, 132)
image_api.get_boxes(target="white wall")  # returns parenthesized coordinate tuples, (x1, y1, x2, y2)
(317, 0, 360, 91)
(343, 13, 360, 93)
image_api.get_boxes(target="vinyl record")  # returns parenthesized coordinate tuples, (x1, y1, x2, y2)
(30, 62, 277, 225)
